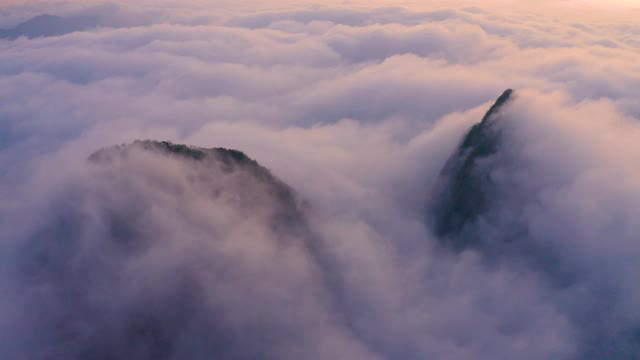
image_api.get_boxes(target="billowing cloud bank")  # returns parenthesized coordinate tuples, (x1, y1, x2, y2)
(1, 1, 640, 359)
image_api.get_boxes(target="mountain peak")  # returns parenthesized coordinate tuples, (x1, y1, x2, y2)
(480, 89, 513, 124)
(89, 140, 253, 165)
(1, 13, 99, 40)
(428, 89, 515, 246)
(88, 140, 298, 206)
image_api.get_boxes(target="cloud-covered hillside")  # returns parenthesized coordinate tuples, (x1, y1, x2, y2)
(1, 1, 639, 359)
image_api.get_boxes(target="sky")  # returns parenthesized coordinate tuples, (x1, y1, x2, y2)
(1, 1, 640, 359)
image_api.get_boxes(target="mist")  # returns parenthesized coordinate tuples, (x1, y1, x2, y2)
(1, 1, 639, 359)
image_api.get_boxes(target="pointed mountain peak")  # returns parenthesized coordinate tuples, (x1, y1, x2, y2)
(480, 88, 513, 124)
(427, 89, 515, 244)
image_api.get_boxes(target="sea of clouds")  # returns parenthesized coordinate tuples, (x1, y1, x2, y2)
(1, 1, 640, 359)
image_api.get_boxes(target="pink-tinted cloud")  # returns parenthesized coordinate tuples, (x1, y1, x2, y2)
(0, 1, 639, 359)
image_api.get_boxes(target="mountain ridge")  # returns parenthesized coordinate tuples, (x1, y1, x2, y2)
(0, 13, 101, 39)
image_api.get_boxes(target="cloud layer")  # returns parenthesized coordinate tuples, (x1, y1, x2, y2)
(1, 1, 639, 359)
